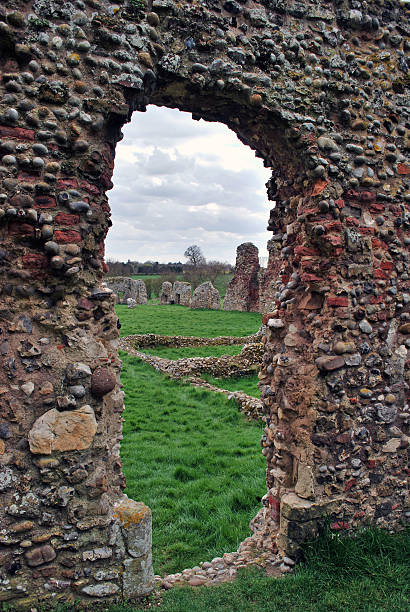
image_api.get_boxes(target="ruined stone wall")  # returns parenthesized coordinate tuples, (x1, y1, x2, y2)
(160, 280, 172, 304)
(223, 242, 262, 311)
(160, 280, 192, 305)
(105, 276, 147, 304)
(0, 0, 408, 605)
(172, 280, 192, 306)
(190, 281, 221, 310)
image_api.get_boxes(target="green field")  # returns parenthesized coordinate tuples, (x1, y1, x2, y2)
(201, 373, 260, 398)
(116, 304, 261, 338)
(120, 353, 265, 575)
(131, 274, 162, 280)
(139, 344, 244, 359)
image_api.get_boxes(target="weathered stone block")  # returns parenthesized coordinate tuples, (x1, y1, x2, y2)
(113, 497, 152, 558)
(122, 552, 154, 598)
(28, 406, 97, 454)
(281, 493, 339, 522)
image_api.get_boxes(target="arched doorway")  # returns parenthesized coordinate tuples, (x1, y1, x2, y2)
(0, 0, 407, 605)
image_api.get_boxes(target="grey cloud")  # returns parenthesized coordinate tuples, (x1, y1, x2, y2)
(106, 107, 271, 263)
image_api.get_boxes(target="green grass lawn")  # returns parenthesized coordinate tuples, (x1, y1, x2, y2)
(106, 528, 409, 612)
(117, 304, 261, 338)
(131, 274, 162, 280)
(139, 345, 244, 359)
(120, 353, 265, 575)
(201, 373, 260, 398)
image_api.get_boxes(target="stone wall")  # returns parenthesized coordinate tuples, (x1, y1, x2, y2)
(160, 280, 192, 305)
(0, 0, 408, 605)
(223, 242, 262, 312)
(105, 276, 147, 305)
(190, 281, 221, 310)
(160, 281, 172, 304)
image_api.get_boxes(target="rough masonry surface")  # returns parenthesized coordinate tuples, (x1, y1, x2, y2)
(223, 242, 263, 311)
(104, 276, 148, 304)
(0, 0, 408, 606)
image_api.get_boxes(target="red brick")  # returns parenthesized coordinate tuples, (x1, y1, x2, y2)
(323, 220, 342, 232)
(22, 254, 48, 269)
(55, 230, 81, 244)
(8, 222, 35, 237)
(374, 269, 387, 280)
(344, 478, 357, 492)
(301, 273, 322, 283)
(294, 245, 320, 257)
(312, 179, 328, 197)
(80, 181, 100, 196)
(0, 125, 35, 141)
(397, 163, 409, 175)
(324, 234, 342, 247)
(328, 295, 349, 307)
(335, 198, 344, 208)
(17, 174, 37, 183)
(370, 203, 385, 213)
(34, 196, 56, 209)
(57, 179, 79, 190)
(380, 261, 394, 270)
(358, 226, 374, 235)
(54, 213, 80, 226)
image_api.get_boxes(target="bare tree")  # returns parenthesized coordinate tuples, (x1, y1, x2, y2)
(184, 245, 206, 268)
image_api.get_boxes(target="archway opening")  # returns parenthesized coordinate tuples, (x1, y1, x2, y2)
(107, 105, 272, 576)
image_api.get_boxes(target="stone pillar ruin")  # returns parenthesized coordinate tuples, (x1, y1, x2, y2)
(0, 0, 408, 605)
(223, 242, 261, 311)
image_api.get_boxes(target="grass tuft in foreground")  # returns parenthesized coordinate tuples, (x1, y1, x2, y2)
(106, 527, 409, 612)
(116, 304, 261, 338)
(120, 353, 265, 575)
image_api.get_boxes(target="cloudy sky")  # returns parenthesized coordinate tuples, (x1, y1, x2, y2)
(106, 105, 272, 265)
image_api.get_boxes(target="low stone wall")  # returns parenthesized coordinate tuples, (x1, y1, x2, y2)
(119, 338, 264, 421)
(124, 332, 263, 349)
(105, 277, 147, 305)
(190, 282, 221, 310)
(124, 342, 263, 379)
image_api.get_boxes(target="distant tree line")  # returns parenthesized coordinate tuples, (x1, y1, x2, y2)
(105, 259, 184, 277)
(106, 245, 233, 292)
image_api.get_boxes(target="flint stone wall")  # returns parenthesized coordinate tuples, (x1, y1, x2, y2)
(223, 242, 262, 312)
(0, 0, 408, 606)
(160, 280, 192, 305)
(105, 276, 147, 305)
(190, 281, 221, 310)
